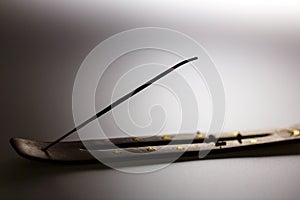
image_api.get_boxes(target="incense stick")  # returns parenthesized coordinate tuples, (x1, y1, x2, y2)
(42, 57, 198, 151)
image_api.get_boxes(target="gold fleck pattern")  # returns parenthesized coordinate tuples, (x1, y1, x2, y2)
(196, 132, 205, 139)
(162, 135, 171, 140)
(176, 146, 184, 150)
(133, 137, 141, 142)
(113, 149, 121, 154)
(291, 129, 300, 137)
(146, 147, 156, 152)
(250, 139, 257, 143)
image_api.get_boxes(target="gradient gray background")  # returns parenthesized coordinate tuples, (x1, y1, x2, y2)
(2, 1, 300, 199)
